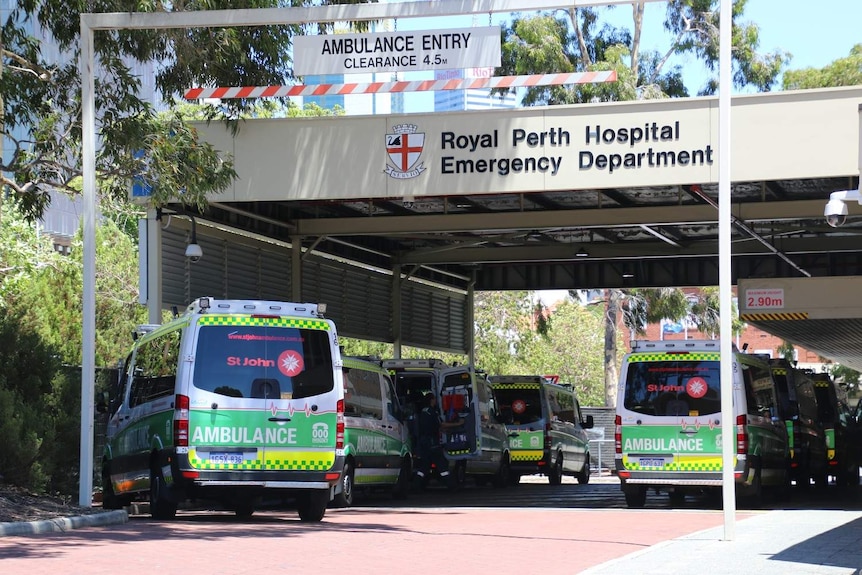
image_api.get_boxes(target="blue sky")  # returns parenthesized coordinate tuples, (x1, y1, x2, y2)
(390, 0, 862, 109)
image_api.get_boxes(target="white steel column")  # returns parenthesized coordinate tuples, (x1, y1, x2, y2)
(79, 19, 96, 508)
(719, 0, 736, 539)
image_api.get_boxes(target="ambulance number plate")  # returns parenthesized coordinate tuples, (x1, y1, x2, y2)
(210, 452, 243, 465)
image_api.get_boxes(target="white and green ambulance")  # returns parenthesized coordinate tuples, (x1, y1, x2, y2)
(615, 340, 789, 507)
(334, 356, 412, 506)
(489, 375, 594, 485)
(100, 298, 344, 522)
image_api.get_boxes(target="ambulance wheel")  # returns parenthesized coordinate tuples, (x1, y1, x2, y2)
(739, 466, 763, 508)
(576, 454, 591, 485)
(624, 486, 647, 508)
(101, 467, 124, 510)
(234, 498, 255, 519)
(448, 461, 466, 491)
(548, 455, 563, 485)
(493, 456, 511, 488)
(149, 466, 177, 520)
(333, 459, 355, 508)
(392, 456, 411, 499)
(297, 489, 329, 522)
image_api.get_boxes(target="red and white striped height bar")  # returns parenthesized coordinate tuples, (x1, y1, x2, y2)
(184, 71, 617, 100)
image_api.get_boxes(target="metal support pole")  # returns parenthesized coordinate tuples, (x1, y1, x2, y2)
(79, 19, 96, 508)
(719, 0, 736, 540)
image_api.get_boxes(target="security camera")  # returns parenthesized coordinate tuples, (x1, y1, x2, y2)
(185, 243, 203, 262)
(824, 197, 848, 228)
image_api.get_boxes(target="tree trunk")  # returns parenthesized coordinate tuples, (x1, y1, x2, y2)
(604, 289, 621, 407)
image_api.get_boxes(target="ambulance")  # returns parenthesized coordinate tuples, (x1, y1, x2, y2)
(615, 340, 789, 507)
(334, 356, 412, 507)
(100, 298, 344, 522)
(489, 375, 594, 485)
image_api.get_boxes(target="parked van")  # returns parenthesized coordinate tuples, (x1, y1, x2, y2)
(769, 359, 828, 488)
(489, 375, 594, 485)
(100, 298, 344, 522)
(334, 356, 412, 506)
(615, 340, 789, 508)
(383, 359, 512, 487)
(811, 372, 859, 488)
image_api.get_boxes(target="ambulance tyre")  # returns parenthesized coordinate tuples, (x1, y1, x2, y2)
(739, 466, 763, 508)
(392, 456, 411, 499)
(333, 459, 355, 508)
(493, 456, 511, 488)
(624, 486, 647, 508)
(149, 466, 177, 520)
(814, 471, 829, 488)
(576, 454, 591, 485)
(297, 489, 329, 522)
(448, 461, 466, 491)
(548, 454, 563, 485)
(101, 465, 120, 510)
(233, 497, 255, 519)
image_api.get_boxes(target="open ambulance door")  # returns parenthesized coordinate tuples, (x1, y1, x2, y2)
(438, 367, 481, 459)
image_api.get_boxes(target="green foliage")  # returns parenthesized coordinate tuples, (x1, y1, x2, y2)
(620, 288, 691, 336)
(688, 287, 744, 337)
(515, 300, 608, 406)
(830, 364, 861, 391)
(777, 340, 796, 362)
(497, 0, 787, 104)
(1, 0, 364, 221)
(783, 44, 862, 90)
(0, 309, 61, 490)
(9, 215, 148, 367)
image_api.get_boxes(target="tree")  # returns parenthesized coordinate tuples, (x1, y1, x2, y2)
(1, 0, 369, 220)
(782, 44, 862, 90)
(497, 0, 788, 103)
(0, 200, 147, 367)
(472, 290, 535, 375)
(518, 300, 608, 406)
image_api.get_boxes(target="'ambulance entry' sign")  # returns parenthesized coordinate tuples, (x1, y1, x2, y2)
(292, 26, 502, 75)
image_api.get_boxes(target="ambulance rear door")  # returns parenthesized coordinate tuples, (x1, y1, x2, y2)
(438, 367, 481, 459)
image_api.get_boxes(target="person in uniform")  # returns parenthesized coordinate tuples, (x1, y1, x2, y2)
(415, 392, 462, 487)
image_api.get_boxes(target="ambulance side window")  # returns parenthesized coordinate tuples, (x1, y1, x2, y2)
(743, 363, 777, 418)
(129, 330, 180, 408)
(347, 367, 383, 420)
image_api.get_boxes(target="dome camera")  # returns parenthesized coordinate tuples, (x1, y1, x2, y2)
(185, 243, 203, 262)
(824, 197, 848, 228)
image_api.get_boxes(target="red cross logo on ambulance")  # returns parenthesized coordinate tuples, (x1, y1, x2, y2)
(384, 123, 426, 179)
(278, 350, 304, 377)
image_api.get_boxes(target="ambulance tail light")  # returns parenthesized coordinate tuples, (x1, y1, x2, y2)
(544, 423, 552, 449)
(615, 415, 622, 454)
(736, 414, 748, 454)
(336, 399, 345, 450)
(174, 394, 190, 447)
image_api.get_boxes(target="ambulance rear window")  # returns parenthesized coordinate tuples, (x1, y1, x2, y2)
(623, 360, 721, 416)
(192, 325, 334, 399)
(493, 386, 542, 425)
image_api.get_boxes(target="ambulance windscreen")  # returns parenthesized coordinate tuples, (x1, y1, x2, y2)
(193, 324, 334, 400)
(623, 360, 721, 417)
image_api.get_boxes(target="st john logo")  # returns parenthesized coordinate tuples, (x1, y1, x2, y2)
(384, 124, 426, 179)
